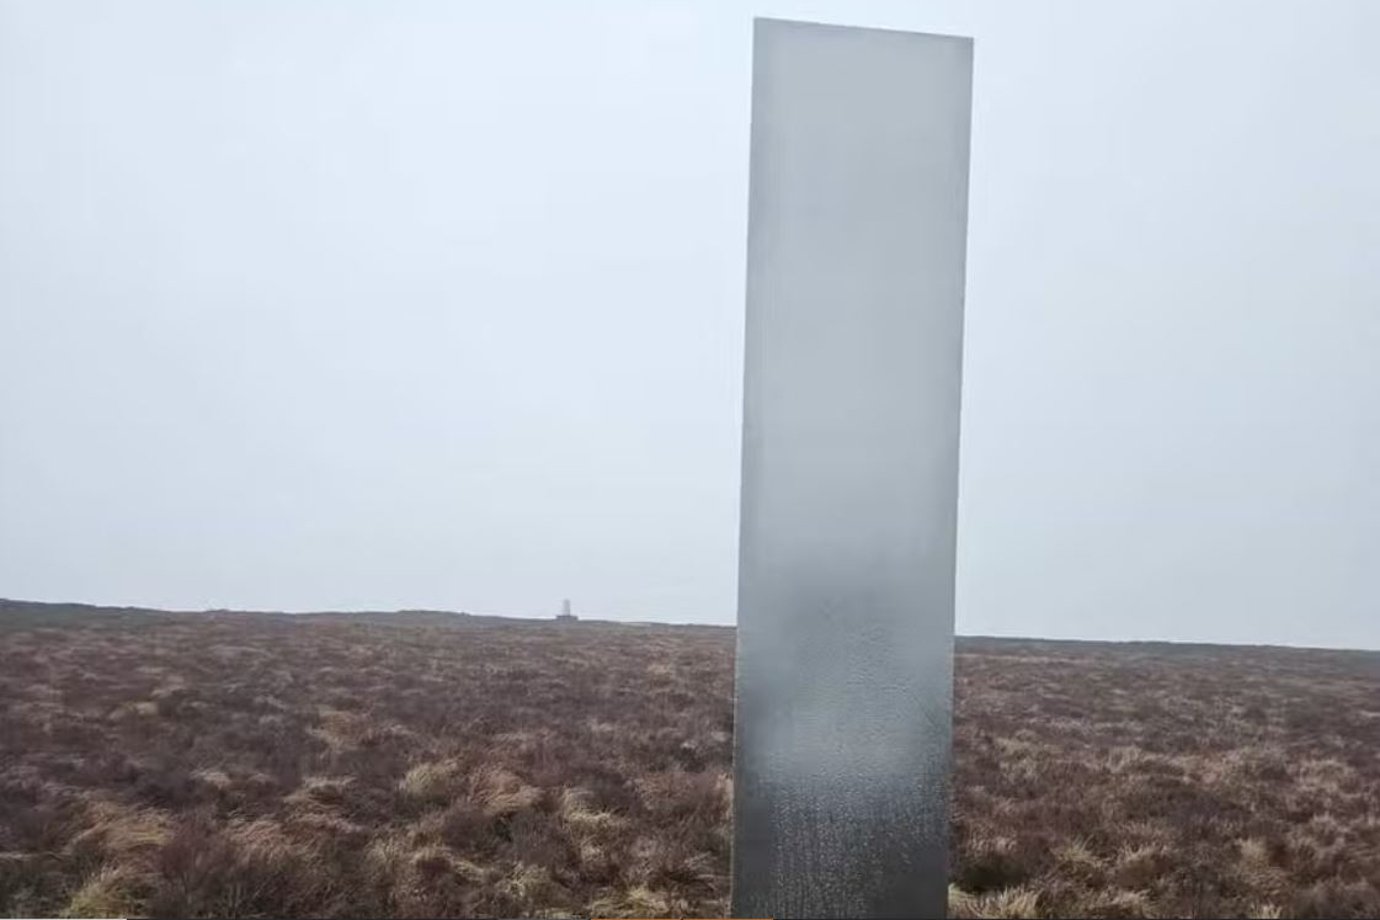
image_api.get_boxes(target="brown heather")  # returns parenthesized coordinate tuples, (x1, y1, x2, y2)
(0, 603, 1376, 918)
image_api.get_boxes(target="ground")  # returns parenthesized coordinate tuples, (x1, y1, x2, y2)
(0, 601, 1376, 918)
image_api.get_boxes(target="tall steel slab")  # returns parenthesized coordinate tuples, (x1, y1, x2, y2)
(731, 18, 973, 919)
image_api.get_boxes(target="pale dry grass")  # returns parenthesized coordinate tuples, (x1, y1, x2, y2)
(952, 637, 1380, 918)
(1, 602, 1377, 918)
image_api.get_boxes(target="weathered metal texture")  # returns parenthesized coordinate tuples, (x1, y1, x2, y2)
(732, 18, 973, 920)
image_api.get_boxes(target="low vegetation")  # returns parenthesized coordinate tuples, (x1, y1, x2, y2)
(950, 637, 1378, 918)
(1, 601, 1376, 918)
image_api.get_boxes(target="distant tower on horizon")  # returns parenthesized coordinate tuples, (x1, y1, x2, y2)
(557, 598, 577, 622)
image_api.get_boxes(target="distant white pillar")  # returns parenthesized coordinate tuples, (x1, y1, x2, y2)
(562, 598, 572, 618)
(732, 18, 973, 919)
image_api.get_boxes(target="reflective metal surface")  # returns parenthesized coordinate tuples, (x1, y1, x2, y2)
(732, 18, 973, 919)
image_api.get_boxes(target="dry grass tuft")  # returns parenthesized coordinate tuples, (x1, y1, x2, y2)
(61, 865, 144, 919)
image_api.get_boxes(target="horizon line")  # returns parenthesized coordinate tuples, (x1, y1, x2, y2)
(3, 596, 1376, 654)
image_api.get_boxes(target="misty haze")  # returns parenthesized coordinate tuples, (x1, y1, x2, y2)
(3, 0, 1377, 649)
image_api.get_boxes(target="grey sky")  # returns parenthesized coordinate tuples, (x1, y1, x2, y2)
(1, 0, 1376, 649)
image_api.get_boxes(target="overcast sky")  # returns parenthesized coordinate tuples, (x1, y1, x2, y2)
(2, 0, 1376, 649)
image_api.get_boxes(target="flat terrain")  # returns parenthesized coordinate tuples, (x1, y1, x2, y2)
(1, 600, 1376, 918)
